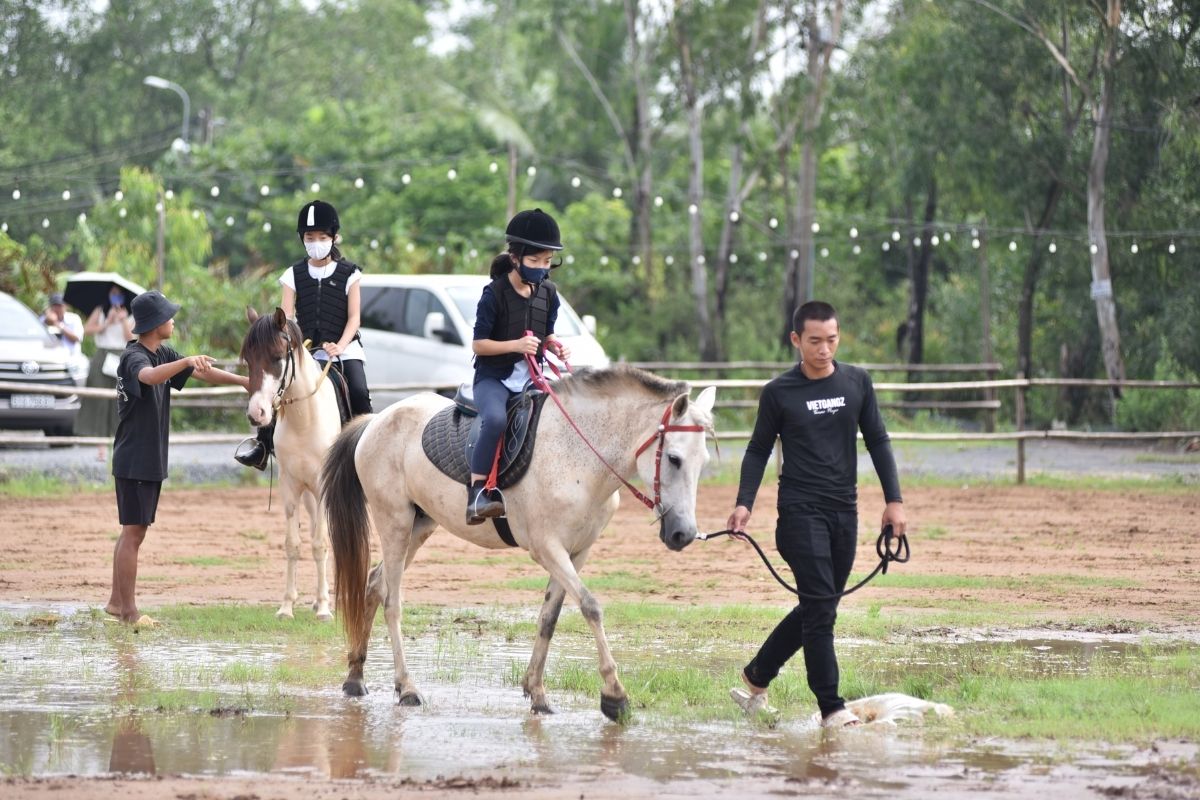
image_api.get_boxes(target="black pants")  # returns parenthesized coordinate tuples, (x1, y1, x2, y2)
(337, 358, 373, 416)
(744, 504, 858, 718)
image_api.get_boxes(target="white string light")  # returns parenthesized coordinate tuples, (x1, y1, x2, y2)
(696, 254, 705, 264)
(41, 218, 49, 228)
(401, 173, 411, 185)
(688, 204, 698, 215)
(260, 184, 270, 196)
(446, 169, 457, 181)
(526, 166, 537, 177)
(354, 177, 365, 189)
(115, 190, 124, 201)
(1048, 241, 1056, 253)
(1008, 240, 1017, 251)
(370, 239, 379, 249)
(882, 241, 890, 251)
(665, 255, 674, 265)
(165, 189, 174, 200)
(119, 207, 127, 218)
(790, 249, 799, 259)
(154, 202, 163, 212)
(469, 248, 478, 258)
(210, 186, 220, 197)
(1090, 243, 1099, 254)
(819, 247, 829, 257)
(852, 244, 861, 255)
(310, 182, 320, 193)
(972, 238, 980, 249)
(729, 211, 739, 223)
(913, 237, 921, 247)
(11, 189, 19, 200)
(600, 255, 610, 265)
(811, 222, 820, 233)
(62, 190, 71, 201)
(632, 255, 641, 265)
(489, 162, 498, 173)
(225, 216, 234, 226)
(571, 176, 581, 188)
(892, 230, 901, 241)
(849, 227, 858, 238)
(931, 235, 940, 246)
(654, 195, 664, 207)
(612, 187, 623, 198)
(729, 253, 738, 263)
(768, 217, 778, 229)
(405, 242, 415, 252)
(943, 232, 952, 242)
(1169, 241, 1176, 254)
(1130, 242, 1138, 254)
(78, 212, 86, 223)
(437, 245, 446, 255)
(758, 251, 767, 261)
(566, 254, 575, 264)
(262, 221, 272, 232)
(1, 222, 7, 232)
(192, 210, 200, 219)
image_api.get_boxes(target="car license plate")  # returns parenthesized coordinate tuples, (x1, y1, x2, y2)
(10, 394, 55, 409)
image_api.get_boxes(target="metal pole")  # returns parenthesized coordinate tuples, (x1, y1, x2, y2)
(155, 187, 166, 290)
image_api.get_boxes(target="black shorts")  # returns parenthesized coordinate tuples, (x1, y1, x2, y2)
(114, 477, 162, 526)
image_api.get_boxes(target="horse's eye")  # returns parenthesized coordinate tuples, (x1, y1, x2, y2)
(668, 454, 682, 469)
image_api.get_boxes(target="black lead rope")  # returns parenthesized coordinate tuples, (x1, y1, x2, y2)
(697, 525, 910, 601)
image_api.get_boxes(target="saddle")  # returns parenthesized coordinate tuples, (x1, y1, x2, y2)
(421, 383, 549, 489)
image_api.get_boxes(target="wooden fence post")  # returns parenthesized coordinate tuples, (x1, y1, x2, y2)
(1015, 371, 1027, 484)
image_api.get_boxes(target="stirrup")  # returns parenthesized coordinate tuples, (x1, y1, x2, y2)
(234, 437, 269, 471)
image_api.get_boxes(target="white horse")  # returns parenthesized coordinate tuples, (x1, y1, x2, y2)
(241, 308, 342, 620)
(322, 366, 716, 721)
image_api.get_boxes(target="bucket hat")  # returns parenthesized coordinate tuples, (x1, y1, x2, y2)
(131, 290, 181, 334)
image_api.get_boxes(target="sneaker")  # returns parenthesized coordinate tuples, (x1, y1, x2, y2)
(730, 687, 778, 717)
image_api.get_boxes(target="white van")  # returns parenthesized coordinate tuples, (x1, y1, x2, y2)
(357, 274, 609, 407)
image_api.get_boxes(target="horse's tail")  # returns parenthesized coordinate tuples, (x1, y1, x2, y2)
(322, 414, 374, 655)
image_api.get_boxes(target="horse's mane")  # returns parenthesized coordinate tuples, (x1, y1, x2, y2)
(554, 364, 689, 402)
(241, 313, 302, 364)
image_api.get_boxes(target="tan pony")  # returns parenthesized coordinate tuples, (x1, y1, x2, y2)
(241, 308, 342, 620)
(323, 366, 717, 721)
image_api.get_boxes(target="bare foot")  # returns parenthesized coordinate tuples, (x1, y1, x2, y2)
(104, 603, 121, 617)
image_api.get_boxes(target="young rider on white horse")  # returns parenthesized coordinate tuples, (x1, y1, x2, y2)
(465, 208, 571, 524)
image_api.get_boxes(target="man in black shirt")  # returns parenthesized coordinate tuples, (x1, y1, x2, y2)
(727, 300, 906, 728)
(105, 291, 248, 626)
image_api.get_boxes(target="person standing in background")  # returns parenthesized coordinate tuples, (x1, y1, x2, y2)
(40, 292, 84, 358)
(77, 284, 135, 461)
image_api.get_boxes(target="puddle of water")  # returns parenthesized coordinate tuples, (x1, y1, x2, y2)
(0, 603, 1195, 798)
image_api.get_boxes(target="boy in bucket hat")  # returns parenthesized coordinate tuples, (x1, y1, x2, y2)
(105, 290, 249, 627)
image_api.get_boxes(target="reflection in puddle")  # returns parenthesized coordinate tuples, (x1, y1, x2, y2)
(0, 604, 1195, 799)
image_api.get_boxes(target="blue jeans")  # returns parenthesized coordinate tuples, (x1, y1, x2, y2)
(469, 377, 514, 476)
(743, 503, 858, 718)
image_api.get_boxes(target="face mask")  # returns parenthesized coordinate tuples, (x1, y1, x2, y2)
(518, 265, 549, 285)
(305, 239, 333, 260)
(109, 293, 124, 306)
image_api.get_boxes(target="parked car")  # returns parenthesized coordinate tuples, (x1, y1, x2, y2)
(357, 274, 609, 407)
(0, 291, 86, 436)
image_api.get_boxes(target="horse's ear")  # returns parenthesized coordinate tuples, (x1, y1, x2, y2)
(273, 307, 287, 328)
(694, 385, 717, 415)
(672, 392, 689, 419)
(246, 306, 259, 323)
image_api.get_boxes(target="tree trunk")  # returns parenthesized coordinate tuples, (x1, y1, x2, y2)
(904, 180, 937, 378)
(624, 0, 656, 294)
(1087, 0, 1125, 399)
(1017, 179, 1066, 378)
(673, 5, 718, 361)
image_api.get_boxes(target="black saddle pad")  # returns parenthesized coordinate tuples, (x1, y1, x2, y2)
(421, 390, 549, 488)
(313, 353, 352, 426)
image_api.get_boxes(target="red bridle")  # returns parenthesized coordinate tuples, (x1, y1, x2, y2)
(525, 351, 706, 511)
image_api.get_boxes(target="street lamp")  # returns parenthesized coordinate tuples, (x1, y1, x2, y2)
(143, 75, 190, 153)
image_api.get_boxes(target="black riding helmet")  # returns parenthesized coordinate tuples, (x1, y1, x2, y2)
(297, 200, 340, 236)
(505, 208, 563, 252)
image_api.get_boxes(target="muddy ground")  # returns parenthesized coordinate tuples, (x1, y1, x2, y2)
(2, 482, 1198, 625)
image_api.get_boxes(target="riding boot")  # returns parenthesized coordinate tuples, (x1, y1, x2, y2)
(466, 480, 505, 525)
(234, 421, 275, 470)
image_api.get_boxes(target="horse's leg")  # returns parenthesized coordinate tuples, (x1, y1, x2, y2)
(276, 478, 303, 619)
(376, 506, 421, 706)
(522, 547, 590, 714)
(532, 542, 628, 722)
(303, 489, 333, 621)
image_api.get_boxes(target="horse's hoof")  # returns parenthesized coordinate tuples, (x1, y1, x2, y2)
(342, 680, 368, 697)
(315, 611, 334, 623)
(600, 694, 630, 722)
(531, 702, 555, 715)
(397, 691, 422, 707)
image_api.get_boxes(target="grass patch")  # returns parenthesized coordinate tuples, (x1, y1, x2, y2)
(238, 529, 268, 542)
(490, 571, 663, 594)
(0, 470, 111, 497)
(172, 555, 264, 568)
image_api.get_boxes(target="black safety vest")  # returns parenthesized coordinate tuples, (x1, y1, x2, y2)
(475, 276, 557, 373)
(292, 259, 362, 348)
